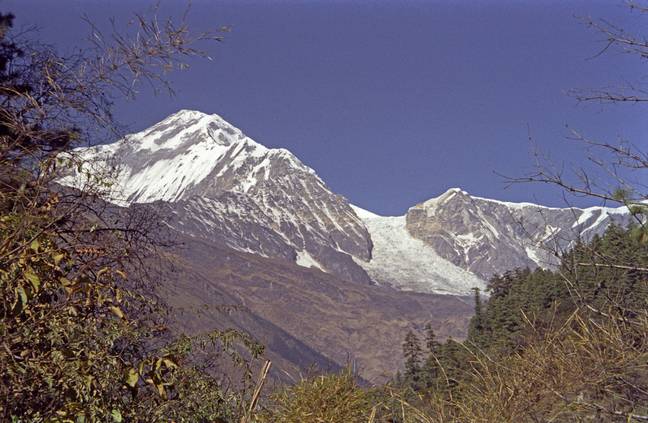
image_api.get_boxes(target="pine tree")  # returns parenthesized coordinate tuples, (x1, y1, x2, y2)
(437, 337, 464, 391)
(402, 329, 423, 389)
(422, 323, 441, 389)
(424, 322, 440, 354)
(468, 287, 487, 348)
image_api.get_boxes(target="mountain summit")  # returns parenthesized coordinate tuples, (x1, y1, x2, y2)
(62, 109, 315, 204)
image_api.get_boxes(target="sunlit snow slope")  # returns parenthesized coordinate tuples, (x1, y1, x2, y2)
(60, 109, 308, 205)
(351, 206, 485, 295)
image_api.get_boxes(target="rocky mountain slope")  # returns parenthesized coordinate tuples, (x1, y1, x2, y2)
(404, 188, 628, 280)
(348, 190, 626, 293)
(160, 233, 473, 383)
(350, 205, 486, 294)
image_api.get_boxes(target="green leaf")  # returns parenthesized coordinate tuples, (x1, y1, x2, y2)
(16, 286, 28, 306)
(125, 368, 139, 388)
(162, 358, 178, 369)
(25, 269, 40, 291)
(155, 381, 167, 399)
(612, 187, 632, 202)
(111, 409, 123, 423)
(30, 239, 40, 252)
(53, 253, 65, 266)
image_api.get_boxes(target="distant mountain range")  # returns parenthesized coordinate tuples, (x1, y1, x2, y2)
(62, 109, 627, 294)
(59, 110, 629, 381)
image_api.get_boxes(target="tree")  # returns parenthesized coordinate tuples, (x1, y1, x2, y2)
(467, 287, 487, 348)
(393, 5, 648, 420)
(422, 323, 441, 389)
(508, 5, 648, 242)
(402, 329, 423, 389)
(424, 322, 441, 354)
(0, 9, 262, 422)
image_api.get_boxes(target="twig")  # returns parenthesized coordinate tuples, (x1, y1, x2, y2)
(241, 360, 271, 423)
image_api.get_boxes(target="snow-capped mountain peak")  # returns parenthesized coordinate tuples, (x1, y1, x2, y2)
(420, 187, 470, 215)
(61, 110, 322, 205)
(128, 109, 247, 152)
(350, 188, 628, 293)
(60, 110, 374, 284)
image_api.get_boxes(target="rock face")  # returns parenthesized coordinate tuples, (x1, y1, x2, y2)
(61, 110, 373, 284)
(405, 188, 628, 280)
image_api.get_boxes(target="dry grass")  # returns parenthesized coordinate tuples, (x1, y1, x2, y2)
(255, 370, 376, 423)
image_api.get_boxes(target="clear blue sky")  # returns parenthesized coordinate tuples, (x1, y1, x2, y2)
(8, 0, 648, 214)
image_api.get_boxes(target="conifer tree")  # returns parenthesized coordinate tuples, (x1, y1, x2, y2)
(424, 322, 441, 354)
(422, 323, 441, 389)
(402, 330, 423, 389)
(437, 337, 464, 391)
(468, 287, 487, 348)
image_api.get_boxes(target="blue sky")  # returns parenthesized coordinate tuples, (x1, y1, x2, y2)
(8, 0, 648, 214)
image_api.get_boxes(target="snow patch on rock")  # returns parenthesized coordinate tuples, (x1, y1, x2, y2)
(296, 250, 324, 271)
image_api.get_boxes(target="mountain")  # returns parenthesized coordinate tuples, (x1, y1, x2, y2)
(58, 109, 632, 382)
(404, 188, 628, 280)
(62, 110, 628, 295)
(61, 109, 373, 285)
(348, 189, 626, 293)
(350, 205, 486, 295)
